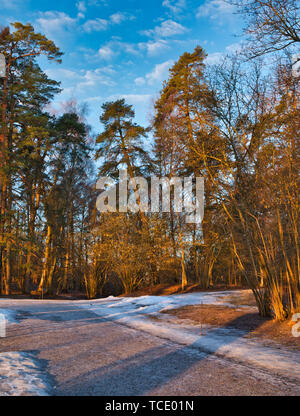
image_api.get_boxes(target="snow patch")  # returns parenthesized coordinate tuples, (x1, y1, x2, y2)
(80, 290, 242, 317)
(0, 352, 51, 396)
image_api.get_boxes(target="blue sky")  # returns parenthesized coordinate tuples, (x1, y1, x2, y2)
(1, 0, 243, 131)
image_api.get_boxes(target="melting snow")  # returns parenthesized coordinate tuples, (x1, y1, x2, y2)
(78, 291, 300, 381)
(0, 352, 50, 396)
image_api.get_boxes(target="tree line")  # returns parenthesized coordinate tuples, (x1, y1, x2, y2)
(0, 1, 299, 320)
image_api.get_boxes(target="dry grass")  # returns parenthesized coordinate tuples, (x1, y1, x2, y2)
(219, 291, 258, 307)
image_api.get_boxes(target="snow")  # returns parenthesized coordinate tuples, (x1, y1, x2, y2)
(0, 290, 298, 396)
(0, 352, 50, 396)
(80, 290, 247, 315)
(78, 291, 300, 381)
(0, 309, 50, 396)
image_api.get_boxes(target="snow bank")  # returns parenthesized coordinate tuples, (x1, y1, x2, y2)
(0, 352, 51, 396)
(79, 290, 248, 317)
(78, 291, 300, 382)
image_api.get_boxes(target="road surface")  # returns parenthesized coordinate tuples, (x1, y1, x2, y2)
(0, 299, 299, 396)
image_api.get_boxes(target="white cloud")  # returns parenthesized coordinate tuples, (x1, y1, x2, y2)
(45, 67, 116, 91)
(83, 95, 103, 103)
(97, 65, 116, 75)
(134, 77, 146, 86)
(0, 0, 25, 9)
(142, 20, 187, 38)
(147, 60, 173, 85)
(76, 1, 87, 13)
(205, 52, 223, 65)
(138, 39, 170, 56)
(83, 18, 109, 32)
(205, 42, 243, 64)
(98, 45, 115, 60)
(110, 12, 134, 24)
(37, 9, 134, 39)
(87, 0, 107, 5)
(120, 42, 139, 55)
(197, 0, 235, 22)
(36, 11, 78, 38)
(162, 0, 186, 15)
(136, 60, 173, 86)
(110, 12, 126, 24)
(97, 40, 139, 60)
(225, 42, 242, 54)
(77, 68, 116, 88)
(45, 68, 81, 82)
(82, 11, 134, 33)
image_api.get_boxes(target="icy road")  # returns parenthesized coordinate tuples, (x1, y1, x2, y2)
(0, 291, 299, 396)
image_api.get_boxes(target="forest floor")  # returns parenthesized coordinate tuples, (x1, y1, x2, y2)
(0, 289, 299, 396)
(159, 291, 299, 351)
(162, 305, 299, 350)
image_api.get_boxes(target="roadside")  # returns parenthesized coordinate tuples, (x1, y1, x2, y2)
(159, 290, 299, 351)
(77, 290, 300, 382)
(121, 287, 299, 351)
(162, 304, 299, 351)
(0, 352, 51, 396)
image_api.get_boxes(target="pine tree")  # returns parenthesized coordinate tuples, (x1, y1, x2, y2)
(0, 23, 62, 294)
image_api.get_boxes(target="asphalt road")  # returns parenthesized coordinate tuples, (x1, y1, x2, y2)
(0, 300, 299, 396)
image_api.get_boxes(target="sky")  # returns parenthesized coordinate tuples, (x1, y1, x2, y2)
(0, 0, 244, 132)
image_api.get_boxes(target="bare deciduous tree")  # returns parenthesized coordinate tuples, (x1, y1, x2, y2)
(229, 0, 300, 60)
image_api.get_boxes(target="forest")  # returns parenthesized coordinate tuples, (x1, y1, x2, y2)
(0, 0, 299, 321)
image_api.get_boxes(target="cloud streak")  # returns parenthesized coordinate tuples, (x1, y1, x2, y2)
(135, 60, 173, 86)
(141, 20, 188, 38)
(82, 12, 135, 33)
(36, 11, 78, 40)
(162, 0, 186, 15)
(197, 0, 236, 23)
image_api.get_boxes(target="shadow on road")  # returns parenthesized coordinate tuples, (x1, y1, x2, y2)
(63, 313, 264, 395)
(1, 303, 267, 395)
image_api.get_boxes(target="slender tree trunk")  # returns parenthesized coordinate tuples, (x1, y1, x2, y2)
(39, 225, 52, 292)
(177, 213, 187, 290)
(4, 240, 11, 295)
